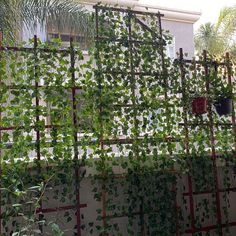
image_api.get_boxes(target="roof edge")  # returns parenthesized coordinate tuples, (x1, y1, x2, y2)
(81, 0, 201, 23)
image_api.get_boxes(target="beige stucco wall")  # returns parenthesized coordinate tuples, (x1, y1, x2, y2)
(162, 19, 195, 58)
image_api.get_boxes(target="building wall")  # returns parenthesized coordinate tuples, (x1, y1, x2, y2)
(21, 4, 198, 59)
(162, 19, 195, 58)
(3, 164, 236, 236)
(22, 19, 196, 59)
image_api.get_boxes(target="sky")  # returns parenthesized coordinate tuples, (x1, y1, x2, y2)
(139, 0, 236, 30)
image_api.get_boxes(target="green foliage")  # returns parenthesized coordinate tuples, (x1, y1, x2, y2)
(50, 223, 64, 236)
(0, 6, 235, 236)
(0, 0, 93, 43)
(195, 5, 236, 60)
(194, 23, 225, 56)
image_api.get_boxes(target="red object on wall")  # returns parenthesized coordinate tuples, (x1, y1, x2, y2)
(192, 97, 207, 115)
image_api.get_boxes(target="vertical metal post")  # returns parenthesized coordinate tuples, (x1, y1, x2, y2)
(34, 35, 43, 233)
(203, 50, 223, 236)
(158, 13, 178, 235)
(95, 7, 107, 231)
(127, 12, 139, 138)
(179, 48, 195, 235)
(175, 202, 180, 236)
(34, 35, 40, 163)
(127, 11, 145, 236)
(70, 38, 81, 236)
(225, 52, 236, 150)
(157, 13, 169, 125)
(0, 34, 2, 235)
(158, 12, 173, 158)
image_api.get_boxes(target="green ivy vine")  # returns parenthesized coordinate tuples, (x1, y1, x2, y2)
(0, 5, 235, 236)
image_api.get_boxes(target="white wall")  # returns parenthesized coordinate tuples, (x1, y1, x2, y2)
(162, 19, 195, 58)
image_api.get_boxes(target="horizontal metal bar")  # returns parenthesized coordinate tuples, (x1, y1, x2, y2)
(183, 187, 236, 196)
(185, 221, 236, 234)
(100, 70, 159, 77)
(2, 136, 236, 150)
(0, 46, 70, 54)
(0, 125, 61, 131)
(96, 36, 164, 46)
(0, 83, 82, 90)
(179, 123, 233, 127)
(36, 204, 87, 214)
(3, 136, 236, 149)
(0, 204, 87, 219)
(101, 136, 181, 144)
(176, 58, 227, 66)
(93, 5, 164, 17)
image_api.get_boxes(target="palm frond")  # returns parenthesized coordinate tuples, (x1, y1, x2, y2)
(0, 0, 94, 42)
(20, 0, 94, 38)
(215, 6, 236, 51)
(194, 22, 225, 55)
(0, 0, 19, 40)
(216, 7, 231, 30)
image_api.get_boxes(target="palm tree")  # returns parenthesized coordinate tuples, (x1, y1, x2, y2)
(0, 0, 93, 43)
(195, 5, 236, 59)
(216, 5, 236, 53)
(194, 22, 225, 55)
(0, 0, 17, 39)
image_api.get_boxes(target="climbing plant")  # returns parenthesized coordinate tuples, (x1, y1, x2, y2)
(0, 5, 235, 236)
(0, 38, 88, 235)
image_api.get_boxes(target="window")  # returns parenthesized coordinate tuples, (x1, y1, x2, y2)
(47, 32, 90, 50)
(46, 15, 93, 50)
(166, 37, 176, 59)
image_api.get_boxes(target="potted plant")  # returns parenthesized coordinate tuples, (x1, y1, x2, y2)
(191, 92, 208, 115)
(213, 82, 232, 116)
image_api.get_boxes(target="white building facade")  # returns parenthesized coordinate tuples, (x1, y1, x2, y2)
(22, 0, 201, 58)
